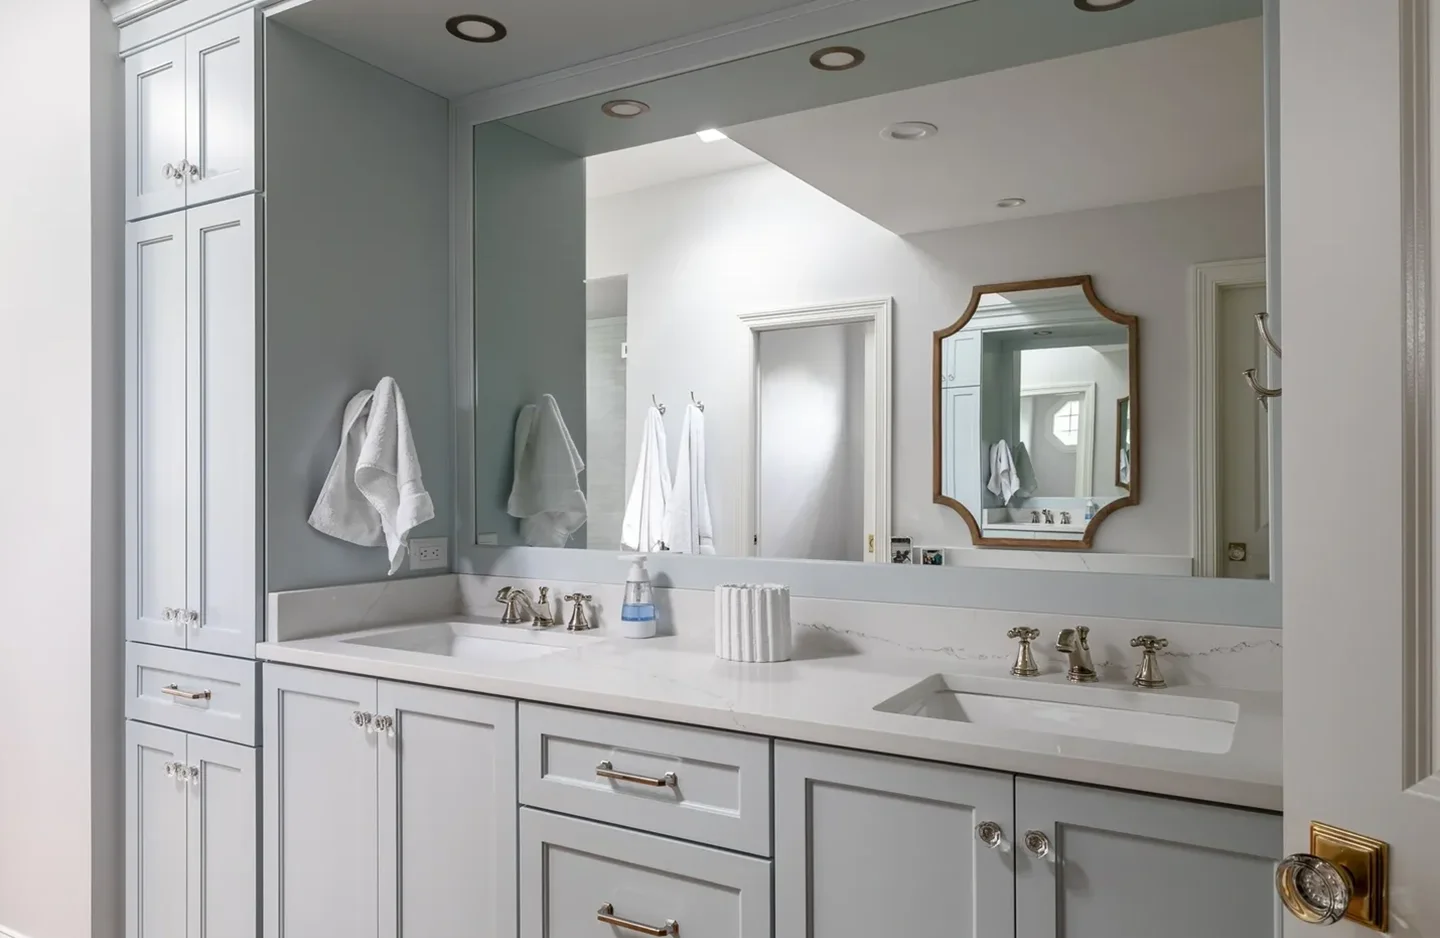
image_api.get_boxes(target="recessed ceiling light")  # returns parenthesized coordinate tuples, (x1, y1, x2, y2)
(1074, 0, 1137, 10)
(445, 14, 507, 43)
(881, 121, 938, 141)
(1033, 330, 1054, 337)
(696, 128, 728, 143)
(809, 46, 865, 71)
(996, 197, 1027, 209)
(601, 99, 650, 119)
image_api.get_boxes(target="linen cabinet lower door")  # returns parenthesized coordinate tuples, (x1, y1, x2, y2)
(774, 742, 1014, 938)
(1014, 778, 1282, 938)
(187, 736, 258, 938)
(128, 722, 189, 938)
(520, 809, 771, 938)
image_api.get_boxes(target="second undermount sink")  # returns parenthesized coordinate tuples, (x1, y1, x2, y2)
(342, 619, 598, 664)
(874, 673, 1238, 754)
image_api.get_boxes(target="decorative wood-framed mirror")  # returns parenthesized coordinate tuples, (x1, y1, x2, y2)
(932, 275, 1139, 550)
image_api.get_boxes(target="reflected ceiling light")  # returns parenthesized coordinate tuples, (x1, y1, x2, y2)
(881, 121, 938, 141)
(1033, 330, 1054, 336)
(996, 197, 1027, 208)
(445, 14, 507, 42)
(809, 46, 865, 71)
(696, 128, 728, 143)
(601, 99, 650, 118)
(1074, 0, 1137, 10)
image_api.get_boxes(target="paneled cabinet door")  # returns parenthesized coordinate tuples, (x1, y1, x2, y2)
(185, 196, 260, 659)
(126, 213, 189, 651)
(941, 385, 981, 510)
(127, 722, 189, 938)
(187, 736, 258, 938)
(377, 683, 517, 938)
(774, 742, 1014, 938)
(183, 12, 261, 208)
(1014, 778, 1282, 938)
(124, 36, 187, 220)
(264, 665, 380, 938)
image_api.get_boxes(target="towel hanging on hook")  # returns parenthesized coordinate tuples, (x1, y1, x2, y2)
(652, 394, 666, 415)
(690, 391, 705, 412)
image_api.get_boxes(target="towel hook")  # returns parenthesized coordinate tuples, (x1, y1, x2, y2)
(1255, 311, 1282, 359)
(690, 391, 705, 412)
(652, 394, 666, 415)
(1243, 368, 1282, 411)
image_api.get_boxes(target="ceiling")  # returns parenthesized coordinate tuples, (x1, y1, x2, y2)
(722, 18, 1264, 234)
(272, 0, 821, 99)
(587, 134, 764, 199)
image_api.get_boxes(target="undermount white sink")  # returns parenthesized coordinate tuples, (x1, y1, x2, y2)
(874, 673, 1238, 754)
(342, 620, 598, 664)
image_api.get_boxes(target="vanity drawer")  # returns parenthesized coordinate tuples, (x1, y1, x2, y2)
(125, 643, 259, 745)
(519, 703, 771, 855)
(520, 808, 772, 938)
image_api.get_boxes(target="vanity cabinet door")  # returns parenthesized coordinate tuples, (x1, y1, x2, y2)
(124, 36, 188, 221)
(264, 665, 380, 938)
(774, 742, 1014, 938)
(185, 196, 261, 659)
(126, 213, 189, 651)
(377, 682, 517, 938)
(183, 12, 261, 209)
(941, 385, 982, 509)
(1014, 778, 1282, 938)
(127, 722, 189, 938)
(187, 735, 259, 938)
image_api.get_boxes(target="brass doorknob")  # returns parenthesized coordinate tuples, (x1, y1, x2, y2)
(1276, 854, 1352, 925)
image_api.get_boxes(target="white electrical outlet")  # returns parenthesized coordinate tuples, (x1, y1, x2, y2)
(409, 537, 448, 571)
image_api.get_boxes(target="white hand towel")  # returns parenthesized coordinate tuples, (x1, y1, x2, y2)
(308, 377, 435, 575)
(663, 403, 715, 555)
(507, 394, 587, 547)
(620, 405, 671, 552)
(987, 439, 1021, 504)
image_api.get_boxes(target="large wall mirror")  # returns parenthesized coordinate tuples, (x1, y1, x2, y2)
(468, 0, 1275, 586)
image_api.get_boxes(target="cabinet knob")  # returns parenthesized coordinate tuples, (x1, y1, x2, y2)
(352, 710, 373, 732)
(185, 160, 200, 182)
(187, 765, 200, 787)
(162, 162, 184, 185)
(163, 761, 176, 777)
(975, 820, 1008, 850)
(162, 607, 176, 622)
(1023, 829, 1053, 859)
(373, 715, 395, 738)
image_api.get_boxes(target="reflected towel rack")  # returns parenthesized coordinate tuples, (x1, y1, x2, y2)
(690, 391, 705, 412)
(652, 394, 666, 415)
(1243, 311, 1282, 409)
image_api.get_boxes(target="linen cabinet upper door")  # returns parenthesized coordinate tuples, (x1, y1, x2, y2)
(186, 196, 260, 658)
(183, 11, 260, 208)
(1014, 778, 1282, 938)
(126, 213, 188, 650)
(124, 36, 187, 221)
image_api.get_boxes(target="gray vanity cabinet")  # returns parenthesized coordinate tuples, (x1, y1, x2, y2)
(1014, 778, 1282, 938)
(774, 741, 1015, 938)
(126, 721, 258, 938)
(263, 664, 517, 938)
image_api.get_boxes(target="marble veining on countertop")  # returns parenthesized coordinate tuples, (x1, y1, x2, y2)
(257, 614, 1281, 812)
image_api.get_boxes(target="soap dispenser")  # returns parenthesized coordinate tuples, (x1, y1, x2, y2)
(619, 555, 658, 639)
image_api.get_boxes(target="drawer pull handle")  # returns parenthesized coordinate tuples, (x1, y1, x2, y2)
(595, 760, 676, 788)
(162, 684, 212, 701)
(596, 903, 678, 936)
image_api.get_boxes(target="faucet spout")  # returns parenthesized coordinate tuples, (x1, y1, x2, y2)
(1056, 626, 1098, 683)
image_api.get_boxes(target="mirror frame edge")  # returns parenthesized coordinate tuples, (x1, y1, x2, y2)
(932, 274, 1140, 551)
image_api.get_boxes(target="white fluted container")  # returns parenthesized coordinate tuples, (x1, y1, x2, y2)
(714, 584, 792, 663)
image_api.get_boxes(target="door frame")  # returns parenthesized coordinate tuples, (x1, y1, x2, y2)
(1018, 381, 1097, 497)
(737, 299, 892, 562)
(1190, 257, 1267, 577)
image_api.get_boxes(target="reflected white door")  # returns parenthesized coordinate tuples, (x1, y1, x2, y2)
(1281, 0, 1440, 932)
(1218, 283, 1270, 579)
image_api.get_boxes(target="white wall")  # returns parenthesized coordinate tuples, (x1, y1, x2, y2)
(588, 164, 1264, 556)
(0, 3, 123, 936)
(1020, 345, 1130, 497)
(757, 322, 866, 560)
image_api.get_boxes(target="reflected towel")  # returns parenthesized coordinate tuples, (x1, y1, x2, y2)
(987, 439, 1021, 504)
(621, 405, 671, 552)
(663, 403, 715, 555)
(507, 394, 587, 547)
(1011, 441, 1039, 499)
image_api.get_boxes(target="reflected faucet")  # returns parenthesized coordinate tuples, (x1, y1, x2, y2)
(1042, 509, 1055, 525)
(1056, 626, 1098, 683)
(497, 586, 554, 627)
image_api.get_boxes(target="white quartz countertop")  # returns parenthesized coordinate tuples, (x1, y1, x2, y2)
(257, 619, 1281, 812)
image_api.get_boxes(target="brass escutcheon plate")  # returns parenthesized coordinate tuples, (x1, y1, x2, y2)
(1311, 821, 1390, 932)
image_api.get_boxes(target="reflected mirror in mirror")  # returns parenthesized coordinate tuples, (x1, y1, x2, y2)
(472, 0, 1271, 580)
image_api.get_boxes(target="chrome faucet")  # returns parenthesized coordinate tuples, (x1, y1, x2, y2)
(1055, 626, 1097, 683)
(1060, 511, 1072, 525)
(497, 586, 554, 627)
(1042, 509, 1056, 525)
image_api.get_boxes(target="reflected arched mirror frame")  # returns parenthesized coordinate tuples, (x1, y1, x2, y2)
(932, 275, 1139, 551)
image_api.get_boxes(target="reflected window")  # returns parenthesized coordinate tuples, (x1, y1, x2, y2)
(1051, 399, 1081, 447)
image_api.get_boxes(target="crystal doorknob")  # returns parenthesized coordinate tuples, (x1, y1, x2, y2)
(1023, 829, 1052, 859)
(975, 820, 1007, 849)
(1276, 854, 1352, 925)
